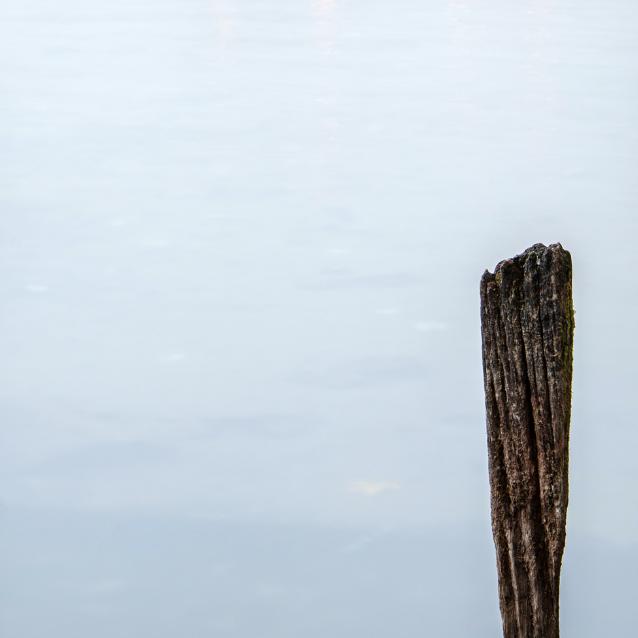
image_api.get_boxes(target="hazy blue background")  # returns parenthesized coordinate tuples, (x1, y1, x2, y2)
(1, 0, 637, 636)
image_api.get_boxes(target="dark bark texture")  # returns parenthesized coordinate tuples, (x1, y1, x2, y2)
(480, 243, 574, 638)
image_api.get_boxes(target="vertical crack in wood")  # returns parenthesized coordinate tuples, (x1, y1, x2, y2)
(480, 243, 573, 638)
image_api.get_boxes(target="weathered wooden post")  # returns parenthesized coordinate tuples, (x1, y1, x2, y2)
(480, 243, 574, 638)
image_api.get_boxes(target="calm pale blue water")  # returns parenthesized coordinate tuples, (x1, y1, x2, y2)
(1, 1, 637, 636)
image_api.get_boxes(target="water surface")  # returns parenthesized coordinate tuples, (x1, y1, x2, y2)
(1, 1, 637, 636)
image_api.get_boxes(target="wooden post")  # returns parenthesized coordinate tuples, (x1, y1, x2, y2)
(480, 243, 574, 638)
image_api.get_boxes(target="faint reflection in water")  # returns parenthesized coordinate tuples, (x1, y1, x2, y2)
(312, 0, 337, 55)
(211, 0, 236, 53)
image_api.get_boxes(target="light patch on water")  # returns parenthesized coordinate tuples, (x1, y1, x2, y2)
(25, 284, 49, 293)
(160, 351, 187, 363)
(375, 307, 401, 316)
(348, 480, 400, 496)
(414, 320, 449, 332)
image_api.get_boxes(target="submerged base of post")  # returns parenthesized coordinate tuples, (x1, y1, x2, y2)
(480, 243, 574, 638)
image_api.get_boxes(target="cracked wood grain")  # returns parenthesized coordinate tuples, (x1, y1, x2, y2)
(480, 243, 574, 638)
